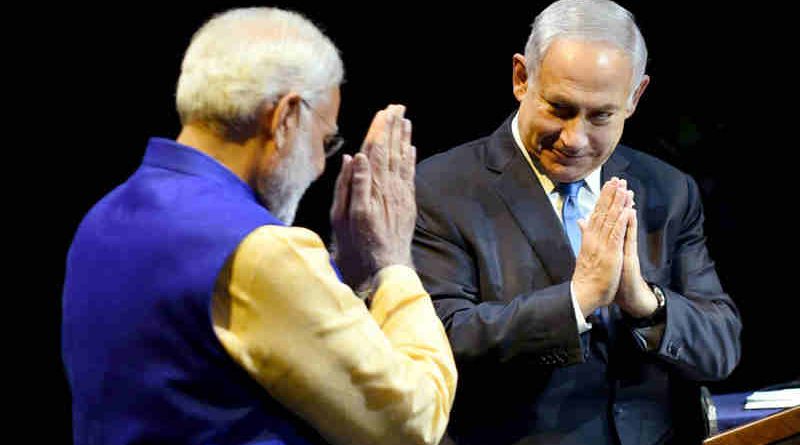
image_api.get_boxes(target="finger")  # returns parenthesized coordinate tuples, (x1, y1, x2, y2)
(588, 177, 619, 232)
(603, 179, 629, 240)
(399, 143, 416, 183)
(597, 177, 620, 207)
(577, 217, 588, 237)
(331, 154, 354, 222)
(624, 196, 638, 258)
(366, 116, 390, 186)
(388, 105, 406, 173)
(402, 117, 412, 149)
(608, 200, 631, 250)
(386, 103, 405, 119)
(349, 153, 372, 220)
(398, 118, 413, 179)
(361, 109, 387, 157)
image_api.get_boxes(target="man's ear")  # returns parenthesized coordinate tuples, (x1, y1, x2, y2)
(269, 92, 303, 151)
(512, 54, 529, 101)
(626, 75, 650, 117)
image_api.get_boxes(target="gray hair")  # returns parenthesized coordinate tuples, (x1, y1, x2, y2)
(524, 0, 647, 92)
(176, 7, 344, 138)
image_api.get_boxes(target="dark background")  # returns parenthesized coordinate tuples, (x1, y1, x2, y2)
(46, 2, 796, 442)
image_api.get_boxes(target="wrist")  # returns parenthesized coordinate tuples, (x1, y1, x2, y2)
(572, 279, 603, 316)
(626, 283, 666, 327)
(374, 249, 413, 271)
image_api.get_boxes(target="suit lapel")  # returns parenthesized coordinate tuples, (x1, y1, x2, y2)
(601, 150, 634, 199)
(488, 118, 576, 285)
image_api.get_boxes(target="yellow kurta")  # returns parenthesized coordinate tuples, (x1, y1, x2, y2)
(212, 225, 457, 445)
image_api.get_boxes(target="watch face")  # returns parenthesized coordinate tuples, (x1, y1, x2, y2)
(651, 284, 665, 307)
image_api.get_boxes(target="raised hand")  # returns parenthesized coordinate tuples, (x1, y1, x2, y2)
(330, 105, 416, 290)
(572, 178, 632, 316)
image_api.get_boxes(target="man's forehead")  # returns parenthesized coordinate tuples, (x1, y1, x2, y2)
(536, 39, 633, 98)
(543, 39, 630, 71)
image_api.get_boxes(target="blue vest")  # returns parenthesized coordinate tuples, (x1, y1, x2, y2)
(63, 138, 328, 445)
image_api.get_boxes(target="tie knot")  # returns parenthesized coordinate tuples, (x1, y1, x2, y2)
(556, 180, 584, 199)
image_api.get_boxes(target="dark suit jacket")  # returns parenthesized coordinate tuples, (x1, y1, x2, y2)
(413, 117, 741, 445)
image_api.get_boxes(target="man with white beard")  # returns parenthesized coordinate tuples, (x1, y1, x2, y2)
(62, 7, 456, 445)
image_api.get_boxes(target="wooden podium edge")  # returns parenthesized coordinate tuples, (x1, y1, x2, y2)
(703, 405, 800, 445)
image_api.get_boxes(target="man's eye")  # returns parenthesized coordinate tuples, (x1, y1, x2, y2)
(591, 112, 613, 124)
(549, 103, 573, 118)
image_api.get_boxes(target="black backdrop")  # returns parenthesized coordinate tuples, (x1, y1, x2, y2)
(46, 2, 797, 442)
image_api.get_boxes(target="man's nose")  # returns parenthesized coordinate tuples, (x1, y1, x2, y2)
(559, 117, 589, 150)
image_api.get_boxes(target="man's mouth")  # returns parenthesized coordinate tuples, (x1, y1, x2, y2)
(545, 147, 584, 163)
(553, 147, 582, 158)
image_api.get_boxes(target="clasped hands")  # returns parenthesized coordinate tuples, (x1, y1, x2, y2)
(572, 178, 660, 319)
(330, 105, 416, 291)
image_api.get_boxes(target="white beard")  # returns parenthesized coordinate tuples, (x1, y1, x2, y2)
(259, 131, 318, 225)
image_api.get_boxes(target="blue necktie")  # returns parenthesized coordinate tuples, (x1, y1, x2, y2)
(557, 181, 584, 256)
(557, 181, 605, 325)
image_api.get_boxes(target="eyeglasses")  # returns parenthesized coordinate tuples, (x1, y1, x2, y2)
(301, 99, 345, 158)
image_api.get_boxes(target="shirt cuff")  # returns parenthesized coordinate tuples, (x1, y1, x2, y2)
(570, 281, 593, 334)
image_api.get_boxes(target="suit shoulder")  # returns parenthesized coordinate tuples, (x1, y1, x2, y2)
(617, 145, 692, 186)
(416, 136, 490, 187)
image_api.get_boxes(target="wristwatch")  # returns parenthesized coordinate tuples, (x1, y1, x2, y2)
(651, 283, 666, 310)
(627, 283, 667, 328)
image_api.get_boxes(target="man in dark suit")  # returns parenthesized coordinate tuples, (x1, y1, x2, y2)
(412, 0, 741, 444)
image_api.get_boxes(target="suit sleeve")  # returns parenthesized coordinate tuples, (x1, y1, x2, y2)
(412, 175, 583, 367)
(648, 174, 742, 381)
(211, 225, 457, 445)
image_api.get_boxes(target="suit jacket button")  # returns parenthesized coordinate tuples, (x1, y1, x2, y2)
(667, 342, 680, 357)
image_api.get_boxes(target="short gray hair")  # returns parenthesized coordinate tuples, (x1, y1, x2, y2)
(176, 7, 344, 138)
(524, 0, 647, 90)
